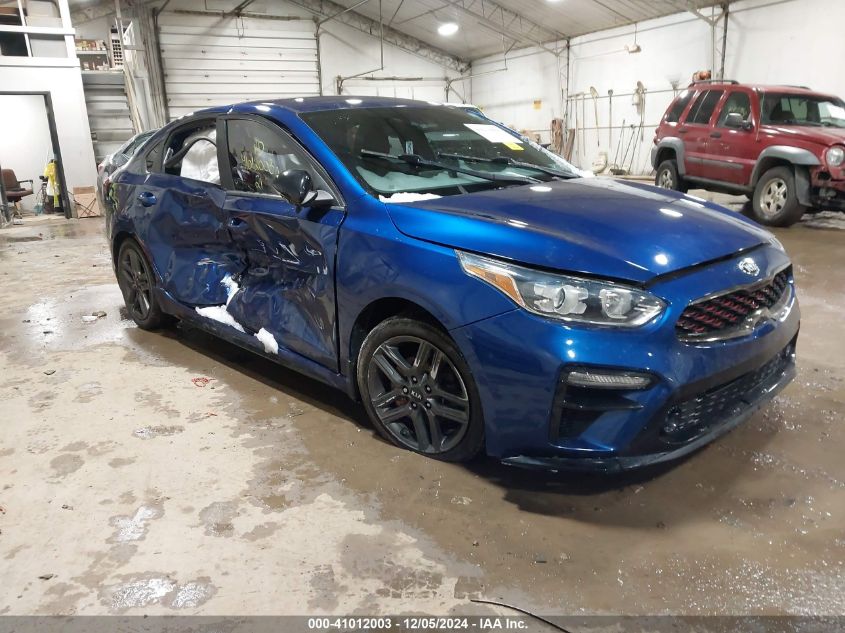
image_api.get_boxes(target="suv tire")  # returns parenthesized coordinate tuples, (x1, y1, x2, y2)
(750, 166, 806, 227)
(655, 159, 688, 193)
(357, 317, 484, 462)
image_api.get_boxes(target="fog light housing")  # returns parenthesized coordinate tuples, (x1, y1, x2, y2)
(566, 369, 652, 389)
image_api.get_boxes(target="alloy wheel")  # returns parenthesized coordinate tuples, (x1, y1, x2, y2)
(118, 247, 153, 321)
(759, 177, 788, 219)
(366, 335, 470, 454)
(658, 168, 674, 189)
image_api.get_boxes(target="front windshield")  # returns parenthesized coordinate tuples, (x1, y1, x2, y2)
(301, 106, 580, 198)
(761, 92, 845, 128)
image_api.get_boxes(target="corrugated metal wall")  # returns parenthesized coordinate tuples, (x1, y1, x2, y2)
(81, 72, 134, 162)
(157, 12, 320, 120)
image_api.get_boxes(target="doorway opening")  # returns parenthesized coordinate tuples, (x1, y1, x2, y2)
(0, 92, 72, 226)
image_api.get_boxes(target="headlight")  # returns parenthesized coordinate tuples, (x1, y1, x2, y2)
(457, 251, 666, 327)
(826, 146, 845, 167)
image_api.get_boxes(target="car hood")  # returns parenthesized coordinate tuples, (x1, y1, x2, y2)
(762, 124, 845, 147)
(383, 178, 773, 284)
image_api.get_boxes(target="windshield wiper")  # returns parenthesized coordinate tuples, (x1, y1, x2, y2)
(360, 149, 539, 185)
(437, 152, 577, 180)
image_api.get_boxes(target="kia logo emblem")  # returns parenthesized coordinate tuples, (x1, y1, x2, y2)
(738, 258, 760, 276)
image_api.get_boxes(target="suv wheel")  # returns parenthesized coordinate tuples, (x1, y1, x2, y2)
(356, 317, 484, 462)
(655, 159, 687, 193)
(751, 166, 806, 227)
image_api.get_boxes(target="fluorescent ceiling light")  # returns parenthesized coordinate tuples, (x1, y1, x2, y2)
(438, 22, 459, 36)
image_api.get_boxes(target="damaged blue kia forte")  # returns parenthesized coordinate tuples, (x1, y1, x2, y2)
(106, 96, 799, 471)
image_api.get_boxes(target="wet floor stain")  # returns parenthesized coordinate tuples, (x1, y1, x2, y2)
(197, 501, 239, 537)
(132, 425, 184, 440)
(107, 457, 135, 469)
(100, 573, 216, 612)
(49, 454, 84, 477)
(108, 504, 164, 543)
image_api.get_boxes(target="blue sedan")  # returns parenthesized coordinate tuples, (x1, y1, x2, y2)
(105, 96, 798, 471)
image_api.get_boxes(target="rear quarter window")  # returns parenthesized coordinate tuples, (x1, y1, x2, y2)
(665, 90, 694, 123)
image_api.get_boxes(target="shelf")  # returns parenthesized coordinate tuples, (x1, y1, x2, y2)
(76, 50, 108, 55)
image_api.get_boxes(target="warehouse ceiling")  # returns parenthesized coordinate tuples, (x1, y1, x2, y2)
(69, 0, 726, 65)
(324, 0, 726, 60)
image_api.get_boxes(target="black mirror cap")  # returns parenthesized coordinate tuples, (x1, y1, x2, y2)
(272, 169, 316, 205)
(725, 112, 752, 130)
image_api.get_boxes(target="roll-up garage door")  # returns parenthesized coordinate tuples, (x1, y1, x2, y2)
(157, 12, 320, 120)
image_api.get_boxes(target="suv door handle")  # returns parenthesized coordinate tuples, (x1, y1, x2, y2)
(137, 191, 157, 207)
(678, 128, 689, 134)
(710, 131, 722, 138)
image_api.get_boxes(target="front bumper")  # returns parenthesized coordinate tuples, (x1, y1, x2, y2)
(450, 245, 799, 471)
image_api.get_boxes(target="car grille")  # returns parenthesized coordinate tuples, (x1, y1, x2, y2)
(661, 342, 794, 444)
(676, 268, 791, 341)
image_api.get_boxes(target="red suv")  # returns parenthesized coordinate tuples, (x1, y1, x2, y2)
(652, 80, 845, 226)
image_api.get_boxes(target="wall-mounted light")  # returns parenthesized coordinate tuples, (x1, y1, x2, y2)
(438, 22, 459, 36)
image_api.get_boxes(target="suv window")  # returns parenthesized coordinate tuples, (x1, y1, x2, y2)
(161, 120, 220, 185)
(687, 90, 724, 125)
(225, 118, 330, 196)
(716, 91, 752, 127)
(665, 90, 694, 123)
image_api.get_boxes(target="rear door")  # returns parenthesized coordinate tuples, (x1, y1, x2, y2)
(218, 114, 345, 371)
(136, 117, 239, 307)
(679, 89, 724, 179)
(708, 88, 759, 185)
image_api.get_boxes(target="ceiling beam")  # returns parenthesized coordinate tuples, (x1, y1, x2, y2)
(286, 0, 469, 72)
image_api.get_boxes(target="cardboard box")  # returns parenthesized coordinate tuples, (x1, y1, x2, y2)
(73, 186, 102, 218)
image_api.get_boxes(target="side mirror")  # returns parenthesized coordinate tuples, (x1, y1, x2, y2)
(725, 112, 753, 130)
(271, 169, 333, 207)
(272, 169, 315, 205)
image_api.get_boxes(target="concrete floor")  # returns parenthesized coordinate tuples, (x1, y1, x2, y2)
(0, 195, 843, 616)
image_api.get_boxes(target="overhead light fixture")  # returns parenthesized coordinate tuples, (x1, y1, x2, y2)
(438, 22, 459, 36)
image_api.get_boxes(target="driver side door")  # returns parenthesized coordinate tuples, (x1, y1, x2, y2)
(218, 114, 346, 371)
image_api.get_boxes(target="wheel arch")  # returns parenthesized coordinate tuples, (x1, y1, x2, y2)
(654, 138, 686, 175)
(347, 297, 449, 397)
(751, 147, 818, 206)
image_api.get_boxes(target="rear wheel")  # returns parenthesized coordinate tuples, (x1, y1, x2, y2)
(116, 240, 167, 330)
(751, 166, 806, 226)
(655, 159, 688, 193)
(357, 317, 484, 462)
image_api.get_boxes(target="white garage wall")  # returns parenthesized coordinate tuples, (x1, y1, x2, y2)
(319, 19, 461, 101)
(0, 66, 98, 195)
(0, 95, 54, 210)
(469, 0, 845, 176)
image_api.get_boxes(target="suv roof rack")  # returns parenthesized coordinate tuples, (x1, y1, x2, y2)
(689, 79, 739, 86)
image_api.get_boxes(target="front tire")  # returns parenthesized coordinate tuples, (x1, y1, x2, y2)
(655, 159, 688, 193)
(116, 240, 167, 330)
(750, 166, 806, 227)
(356, 317, 484, 462)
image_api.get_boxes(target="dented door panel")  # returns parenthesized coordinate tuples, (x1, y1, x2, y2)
(146, 180, 243, 306)
(223, 194, 344, 371)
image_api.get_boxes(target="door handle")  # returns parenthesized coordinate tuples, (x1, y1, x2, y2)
(678, 128, 689, 134)
(710, 131, 722, 138)
(137, 191, 157, 207)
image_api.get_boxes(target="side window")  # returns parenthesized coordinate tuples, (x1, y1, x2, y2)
(716, 91, 752, 126)
(665, 90, 694, 123)
(225, 118, 329, 196)
(144, 141, 163, 173)
(687, 90, 724, 125)
(162, 121, 220, 185)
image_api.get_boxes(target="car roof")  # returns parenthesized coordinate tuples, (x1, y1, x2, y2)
(229, 95, 445, 115)
(688, 82, 836, 98)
